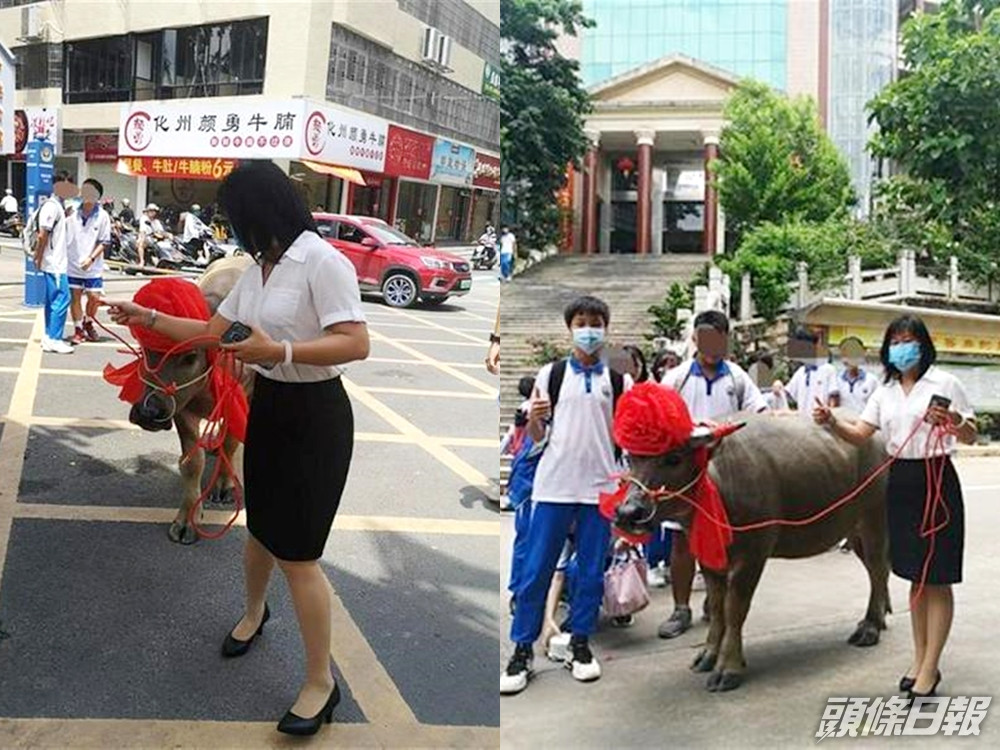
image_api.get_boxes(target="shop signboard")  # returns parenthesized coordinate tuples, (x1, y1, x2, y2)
(430, 138, 475, 186)
(0, 43, 14, 155)
(384, 125, 433, 180)
(473, 152, 500, 190)
(116, 156, 239, 182)
(119, 100, 301, 160)
(482, 62, 501, 101)
(119, 99, 388, 173)
(85, 134, 119, 163)
(11, 107, 61, 156)
(301, 102, 387, 174)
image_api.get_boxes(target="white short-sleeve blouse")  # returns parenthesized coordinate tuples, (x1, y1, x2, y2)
(217, 230, 366, 383)
(859, 366, 974, 459)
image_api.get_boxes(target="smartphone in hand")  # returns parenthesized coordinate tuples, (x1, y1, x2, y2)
(221, 321, 253, 345)
(220, 321, 274, 370)
(926, 394, 952, 423)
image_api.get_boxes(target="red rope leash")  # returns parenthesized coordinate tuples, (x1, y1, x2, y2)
(96, 315, 246, 540)
(626, 413, 960, 603)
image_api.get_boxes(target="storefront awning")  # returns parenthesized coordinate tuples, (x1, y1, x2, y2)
(300, 160, 366, 186)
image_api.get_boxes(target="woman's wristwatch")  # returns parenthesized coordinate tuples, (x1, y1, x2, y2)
(489, 333, 500, 344)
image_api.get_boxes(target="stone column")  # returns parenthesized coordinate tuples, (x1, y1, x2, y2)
(581, 130, 600, 255)
(635, 130, 655, 255)
(702, 133, 720, 256)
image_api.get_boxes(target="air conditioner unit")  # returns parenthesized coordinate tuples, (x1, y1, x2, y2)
(421, 27, 440, 64)
(436, 34, 452, 71)
(20, 6, 45, 41)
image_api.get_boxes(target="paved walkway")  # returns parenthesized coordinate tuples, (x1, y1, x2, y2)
(0, 248, 500, 748)
(500, 457, 1000, 748)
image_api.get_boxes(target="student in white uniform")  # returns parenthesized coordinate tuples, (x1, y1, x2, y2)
(67, 178, 112, 344)
(831, 336, 877, 415)
(501, 295, 632, 695)
(786, 327, 839, 417)
(657, 310, 769, 638)
(814, 314, 976, 701)
(35, 170, 79, 354)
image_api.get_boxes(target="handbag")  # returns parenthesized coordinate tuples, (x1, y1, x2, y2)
(603, 545, 650, 618)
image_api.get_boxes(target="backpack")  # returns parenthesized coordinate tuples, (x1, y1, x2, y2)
(21, 199, 60, 261)
(506, 358, 625, 508)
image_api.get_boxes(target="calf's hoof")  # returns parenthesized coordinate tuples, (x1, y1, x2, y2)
(168, 520, 199, 545)
(691, 649, 717, 673)
(707, 670, 743, 692)
(848, 620, 881, 647)
(208, 485, 234, 507)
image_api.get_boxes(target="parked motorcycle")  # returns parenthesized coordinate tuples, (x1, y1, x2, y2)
(1, 212, 23, 239)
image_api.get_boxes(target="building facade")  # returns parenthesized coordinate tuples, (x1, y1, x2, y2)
(561, 0, 914, 255)
(0, 0, 499, 244)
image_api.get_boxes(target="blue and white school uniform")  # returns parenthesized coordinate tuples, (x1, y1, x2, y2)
(509, 358, 632, 645)
(787, 362, 840, 418)
(659, 359, 768, 532)
(837, 367, 877, 415)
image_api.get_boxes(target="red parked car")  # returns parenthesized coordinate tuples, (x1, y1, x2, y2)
(313, 213, 473, 308)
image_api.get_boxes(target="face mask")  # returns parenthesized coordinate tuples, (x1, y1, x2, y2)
(888, 341, 921, 372)
(572, 326, 605, 355)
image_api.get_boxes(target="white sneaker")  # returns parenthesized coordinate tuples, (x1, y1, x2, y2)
(546, 632, 571, 662)
(692, 570, 706, 592)
(567, 637, 602, 682)
(42, 338, 74, 354)
(500, 645, 533, 695)
(647, 563, 668, 588)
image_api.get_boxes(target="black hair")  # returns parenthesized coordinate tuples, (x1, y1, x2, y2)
(53, 170, 74, 184)
(749, 350, 774, 370)
(693, 309, 729, 334)
(651, 350, 679, 383)
(82, 178, 104, 197)
(518, 376, 535, 399)
(622, 344, 649, 383)
(564, 295, 610, 327)
(217, 161, 317, 263)
(792, 326, 819, 344)
(880, 314, 936, 383)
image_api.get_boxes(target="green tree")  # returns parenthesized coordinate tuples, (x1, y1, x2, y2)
(715, 81, 855, 245)
(718, 219, 897, 322)
(500, 0, 593, 249)
(868, 0, 1000, 285)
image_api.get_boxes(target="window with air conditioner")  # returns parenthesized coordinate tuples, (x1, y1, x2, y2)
(421, 27, 439, 63)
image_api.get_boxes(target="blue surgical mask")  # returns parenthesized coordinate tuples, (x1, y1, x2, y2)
(888, 341, 921, 372)
(572, 326, 605, 355)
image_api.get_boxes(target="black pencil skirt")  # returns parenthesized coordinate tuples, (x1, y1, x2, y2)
(886, 458, 964, 585)
(243, 374, 354, 561)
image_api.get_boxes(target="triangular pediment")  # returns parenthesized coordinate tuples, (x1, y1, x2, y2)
(589, 54, 741, 105)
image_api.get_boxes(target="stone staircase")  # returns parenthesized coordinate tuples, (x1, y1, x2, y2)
(498, 254, 710, 494)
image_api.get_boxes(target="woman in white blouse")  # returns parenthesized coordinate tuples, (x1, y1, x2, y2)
(108, 161, 369, 736)
(813, 314, 976, 701)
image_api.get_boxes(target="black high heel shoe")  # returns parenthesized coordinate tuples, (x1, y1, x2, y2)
(899, 668, 940, 692)
(221, 603, 270, 658)
(907, 671, 942, 700)
(277, 683, 341, 736)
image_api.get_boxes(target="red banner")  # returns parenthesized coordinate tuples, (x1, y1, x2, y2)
(85, 134, 118, 163)
(474, 152, 500, 190)
(384, 125, 433, 180)
(116, 156, 238, 181)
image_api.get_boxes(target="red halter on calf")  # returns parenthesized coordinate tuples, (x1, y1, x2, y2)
(600, 383, 737, 571)
(102, 278, 248, 442)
